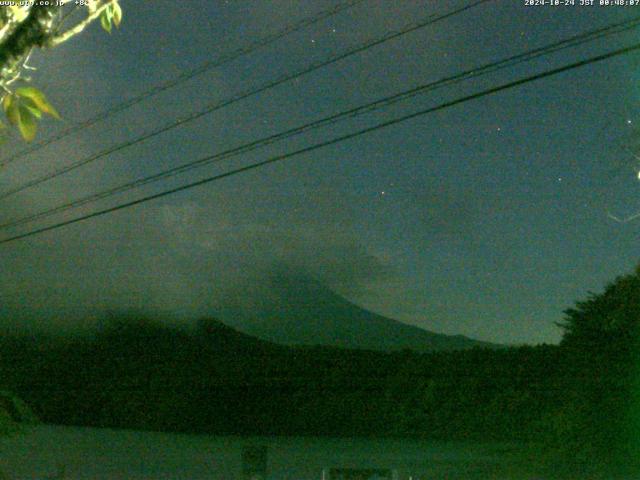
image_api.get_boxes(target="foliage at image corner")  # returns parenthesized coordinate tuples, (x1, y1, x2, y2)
(520, 263, 640, 478)
(0, 0, 123, 143)
(0, 0, 123, 441)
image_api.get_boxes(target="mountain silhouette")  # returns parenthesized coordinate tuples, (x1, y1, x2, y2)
(217, 271, 494, 351)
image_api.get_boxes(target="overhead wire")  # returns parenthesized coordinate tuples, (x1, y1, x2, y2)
(1, 15, 639, 232)
(0, 0, 493, 201)
(2, 39, 640, 245)
(0, 0, 368, 168)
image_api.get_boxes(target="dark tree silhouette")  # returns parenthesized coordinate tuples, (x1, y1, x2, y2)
(552, 264, 640, 476)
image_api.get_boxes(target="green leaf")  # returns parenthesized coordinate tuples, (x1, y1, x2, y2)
(1, 88, 59, 141)
(3, 94, 12, 117)
(3, 94, 19, 127)
(112, 1, 122, 27)
(24, 105, 42, 119)
(0, 119, 7, 146)
(20, 97, 43, 119)
(15, 87, 60, 119)
(0, 118, 7, 146)
(100, 9, 112, 33)
(17, 105, 37, 142)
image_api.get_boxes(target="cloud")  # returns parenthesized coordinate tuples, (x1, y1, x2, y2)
(0, 0, 478, 337)
(0, 195, 394, 333)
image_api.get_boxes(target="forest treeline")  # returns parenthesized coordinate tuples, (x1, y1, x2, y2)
(0, 318, 564, 439)
(2, 265, 640, 478)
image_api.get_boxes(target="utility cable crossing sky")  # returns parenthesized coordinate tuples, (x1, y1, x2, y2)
(1, 37, 640, 245)
(0, 13, 638, 232)
(0, 0, 369, 169)
(0, 0, 493, 202)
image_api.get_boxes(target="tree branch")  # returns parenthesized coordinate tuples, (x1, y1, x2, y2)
(607, 210, 640, 223)
(0, 4, 60, 81)
(47, 0, 112, 48)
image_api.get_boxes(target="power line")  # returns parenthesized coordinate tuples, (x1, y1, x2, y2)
(1, 39, 639, 246)
(0, 0, 493, 201)
(2, 15, 639, 231)
(0, 0, 367, 169)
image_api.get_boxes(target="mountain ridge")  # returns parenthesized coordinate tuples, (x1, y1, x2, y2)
(216, 271, 496, 351)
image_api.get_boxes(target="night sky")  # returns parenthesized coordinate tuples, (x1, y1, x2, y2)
(0, 0, 639, 345)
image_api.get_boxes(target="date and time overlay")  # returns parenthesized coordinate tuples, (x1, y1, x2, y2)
(526, 0, 640, 6)
(0, 0, 638, 8)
